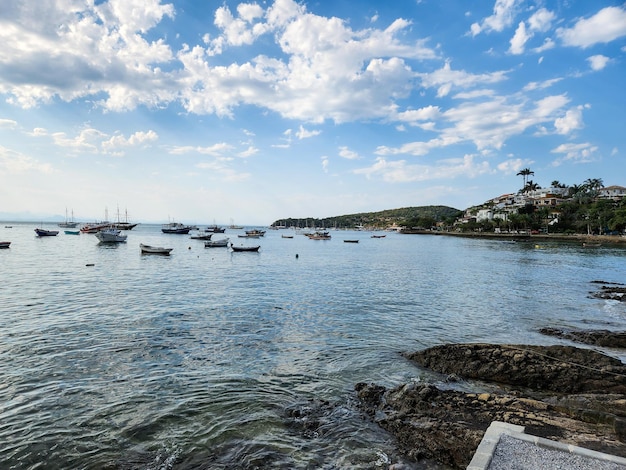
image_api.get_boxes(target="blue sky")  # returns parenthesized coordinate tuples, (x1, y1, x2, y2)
(0, 0, 625, 225)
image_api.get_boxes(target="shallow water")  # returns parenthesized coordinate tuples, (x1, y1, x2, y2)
(1, 223, 625, 469)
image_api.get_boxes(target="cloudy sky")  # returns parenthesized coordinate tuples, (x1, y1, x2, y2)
(1, 0, 625, 225)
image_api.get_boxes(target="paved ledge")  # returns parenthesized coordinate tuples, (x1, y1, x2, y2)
(467, 421, 626, 470)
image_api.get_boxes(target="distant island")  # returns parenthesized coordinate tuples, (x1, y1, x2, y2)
(270, 205, 462, 231)
(272, 175, 626, 237)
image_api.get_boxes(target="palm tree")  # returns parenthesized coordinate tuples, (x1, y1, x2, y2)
(517, 168, 534, 190)
(584, 178, 603, 192)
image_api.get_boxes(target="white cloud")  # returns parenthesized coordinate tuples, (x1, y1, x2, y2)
(551, 142, 598, 165)
(470, 0, 520, 36)
(0, 145, 55, 174)
(0, 119, 18, 129)
(557, 6, 626, 48)
(497, 158, 533, 175)
(587, 54, 610, 71)
(528, 8, 555, 33)
(321, 156, 329, 173)
(417, 61, 508, 98)
(339, 146, 360, 160)
(296, 125, 321, 139)
(554, 106, 585, 135)
(169, 142, 234, 156)
(353, 154, 492, 183)
(509, 21, 530, 55)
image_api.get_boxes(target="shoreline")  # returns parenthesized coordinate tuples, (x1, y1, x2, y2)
(400, 229, 626, 244)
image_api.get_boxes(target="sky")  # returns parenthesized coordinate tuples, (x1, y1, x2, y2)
(0, 0, 625, 225)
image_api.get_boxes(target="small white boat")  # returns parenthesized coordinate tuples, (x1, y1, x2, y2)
(230, 243, 260, 252)
(205, 238, 229, 247)
(95, 228, 127, 243)
(140, 243, 173, 255)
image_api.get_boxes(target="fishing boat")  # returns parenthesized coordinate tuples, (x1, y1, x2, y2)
(230, 243, 260, 252)
(190, 233, 213, 240)
(80, 222, 111, 233)
(245, 229, 266, 237)
(140, 243, 173, 255)
(0, 241, 10, 248)
(307, 231, 331, 240)
(64, 230, 80, 235)
(161, 222, 192, 234)
(205, 224, 225, 233)
(35, 228, 59, 237)
(205, 238, 230, 247)
(95, 228, 127, 243)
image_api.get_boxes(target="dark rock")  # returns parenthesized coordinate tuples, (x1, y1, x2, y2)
(355, 343, 626, 469)
(539, 327, 626, 348)
(404, 343, 626, 394)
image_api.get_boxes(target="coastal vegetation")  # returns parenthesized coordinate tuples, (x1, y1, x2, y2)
(461, 176, 626, 235)
(273, 174, 626, 236)
(271, 205, 462, 230)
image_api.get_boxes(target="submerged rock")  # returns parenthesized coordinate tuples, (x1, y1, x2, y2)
(539, 327, 626, 348)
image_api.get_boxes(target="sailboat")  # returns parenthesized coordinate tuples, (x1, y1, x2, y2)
(112, 206, 137, 230)
(58, 209, 78, 228)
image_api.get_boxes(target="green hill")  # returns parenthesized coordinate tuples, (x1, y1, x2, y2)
(271, 205, 462, 229)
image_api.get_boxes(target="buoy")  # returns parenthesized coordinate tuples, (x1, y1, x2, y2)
(295, 254, 299, 258)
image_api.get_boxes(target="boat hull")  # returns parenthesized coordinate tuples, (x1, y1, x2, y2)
(140, 243, 173, 255)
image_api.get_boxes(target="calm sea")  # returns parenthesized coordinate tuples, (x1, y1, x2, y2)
(1, 222, 625, 469)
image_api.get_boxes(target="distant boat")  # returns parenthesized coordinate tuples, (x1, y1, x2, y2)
(190, 233, 213, 240)
(230, 243, 260, 252)
(245, 229, 266, 237)
(205, 224, 225, 233)
(371, 234, 386, 238)
(112, 207, 137, 230)
(80, 222, 110, 233)
(582, 242, 602, 247)
(229, 219, 243, 229)
(140, 243, 173, 255)
(35, 228, 59, 237)
(0, 241, 10, 248)
(162, 222, 192, 234)
(344, 239, 359, 243)
(205, 238, 230, 247)
(307, 231, 331, 240)
(4, 226, 12, 228)
(281, 234, 294, 239)
(64, 230, 80, 235)
(95, 228, 127, 243)
(58, 209, 78, 228)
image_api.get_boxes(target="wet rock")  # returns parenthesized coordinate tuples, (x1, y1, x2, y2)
(404, 343, 626, 394)
(355, 343, 626, 469)
(590, 281, 626, 302)
(539, 327, 626, 348)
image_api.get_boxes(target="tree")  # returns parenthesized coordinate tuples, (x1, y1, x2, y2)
(516, 168, 534, 189)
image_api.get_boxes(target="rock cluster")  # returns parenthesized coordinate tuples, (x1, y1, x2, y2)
(356, 343, 626, 469)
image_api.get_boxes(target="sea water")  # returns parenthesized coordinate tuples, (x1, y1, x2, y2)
(1, 223, 625, 469)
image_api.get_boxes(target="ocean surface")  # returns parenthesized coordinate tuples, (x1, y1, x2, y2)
(1, 222, 625, 469)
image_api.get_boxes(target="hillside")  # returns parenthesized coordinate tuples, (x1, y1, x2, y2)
(271, 205, 462, 229)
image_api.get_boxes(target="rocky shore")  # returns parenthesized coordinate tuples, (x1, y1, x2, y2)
(355, 342, 626, 469)
(400, 229, 626, 245)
